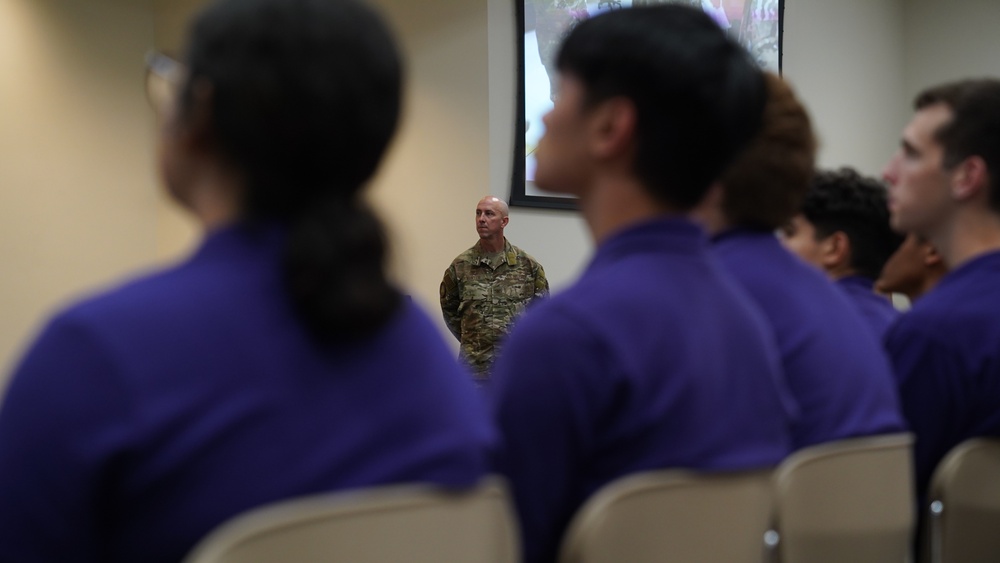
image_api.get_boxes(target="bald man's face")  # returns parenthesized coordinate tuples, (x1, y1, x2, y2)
(476, 199, 508, 240)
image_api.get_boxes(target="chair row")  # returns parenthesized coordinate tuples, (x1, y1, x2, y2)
(183, 477, 520, 563)
(565, 434, 1000, 563)
(181, 433, 1000, 563)
(563, 433, 913, 563)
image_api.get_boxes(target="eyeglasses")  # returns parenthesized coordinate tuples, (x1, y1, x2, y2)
(144, 50, 186, 119)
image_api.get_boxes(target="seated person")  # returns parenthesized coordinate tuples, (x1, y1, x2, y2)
(780, 167, 905, 339)
(0, 1, 494, 561)
(490, 7, 795, 563)
(875, 233, 947, 303)
(693, 73, 904, 450)
(882, 78, 1000, 506)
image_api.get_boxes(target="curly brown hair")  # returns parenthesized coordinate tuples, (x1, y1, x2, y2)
(720, 73, 817, 230)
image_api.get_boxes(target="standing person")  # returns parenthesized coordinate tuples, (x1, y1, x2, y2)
(780, 168, 905, 339)
(441, 196, 548, 383)
(875, 233, 948, 303)
(490, 7, 795, 563)
(693, 73, 904, 450)
(0, 1, 494, 561)
(882, 79, 1000, 501)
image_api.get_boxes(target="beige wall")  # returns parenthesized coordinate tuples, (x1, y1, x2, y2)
(904, 0, 1000, 102)
(0, 0, 160, 380)
(4, 0, 1000, 383)
(783, 0, 907, 175)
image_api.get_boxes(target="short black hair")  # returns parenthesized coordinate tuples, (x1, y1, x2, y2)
(915, 79, 1000, 214)
(556, 4, 766, 210)
(182, 0, 403, 342)
(184, 0, 401, 215)
(802, 168, 905, 280)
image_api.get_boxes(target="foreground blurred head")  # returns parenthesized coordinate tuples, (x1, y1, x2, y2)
(160, 0, 404, 342)
(533, 4, 766, 211)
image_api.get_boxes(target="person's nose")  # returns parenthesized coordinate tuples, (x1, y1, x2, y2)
(882, 153, 900, 185)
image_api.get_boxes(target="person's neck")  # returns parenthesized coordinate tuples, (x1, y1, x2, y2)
(910, 274, 943, 302)
(687, 184, 727, 236)
(479, 235, 505, 254)
(175, 163, 242, 231)
(931, 208, 1000, 270)
(578, 175, 676, 245)
(828, 265, 858, 281)
(192, 191, 239, 231)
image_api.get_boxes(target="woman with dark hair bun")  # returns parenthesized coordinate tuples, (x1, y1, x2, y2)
(0, 1, 494, 561)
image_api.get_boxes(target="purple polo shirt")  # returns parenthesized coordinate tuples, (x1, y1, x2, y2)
(713, 229, 904, 449)
(885, 250, 1000, 499)
(0, 223, 494, 563)
(491, 217, 794, 563)
(837, 275, 900, 340)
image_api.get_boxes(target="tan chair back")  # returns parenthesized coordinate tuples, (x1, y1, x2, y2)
(559, 469, 773, 563)
(924, 438, 1000, 563)
(771, 433, 915, 563)
(183, 477, 519, 563)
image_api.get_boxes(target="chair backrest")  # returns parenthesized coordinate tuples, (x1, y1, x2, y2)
(558, 469, 774, 563)
(182, 477, 519, 563)
(924, 437, 1000, 563)
(771, 433, 915, 563)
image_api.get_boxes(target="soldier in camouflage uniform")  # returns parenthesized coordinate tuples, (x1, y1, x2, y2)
(440, 197, 549, 383)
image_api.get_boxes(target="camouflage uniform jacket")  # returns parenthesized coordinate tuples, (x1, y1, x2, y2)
(440, 239, 549, 380)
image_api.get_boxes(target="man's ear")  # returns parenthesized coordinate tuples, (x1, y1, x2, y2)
(923, 243, 943, 267)
(951, 155, 990, 202)
(820, 231, 851, 270)
(501, 215, 509, 228)
(589, 97, 636, 160)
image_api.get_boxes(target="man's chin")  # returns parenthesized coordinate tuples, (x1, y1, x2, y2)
(890, 214, 931, 239)
(889, 213, 912, 234)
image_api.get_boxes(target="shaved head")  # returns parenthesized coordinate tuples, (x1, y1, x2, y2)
(479, 196, 509, 217)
